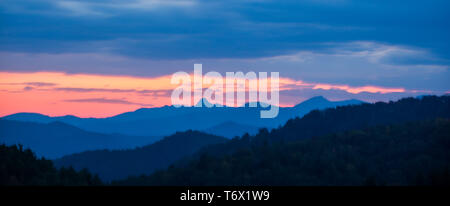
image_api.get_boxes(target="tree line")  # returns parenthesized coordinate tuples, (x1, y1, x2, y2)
(0, 144, 102, 185)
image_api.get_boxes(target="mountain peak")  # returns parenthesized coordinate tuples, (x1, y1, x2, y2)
(308, 96, 328, 102)
(294, 96, 330, 107)
(195, 98, 215, 107)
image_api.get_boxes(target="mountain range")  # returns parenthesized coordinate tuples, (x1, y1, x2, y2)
(0, 96, 363, 159)
(53, 95, 450, 182)
(3, 96, 364, 138)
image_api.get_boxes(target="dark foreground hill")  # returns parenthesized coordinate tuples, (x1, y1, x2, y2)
(0, 144, 102, 186)
(197, 95, 450, 156)
(114, 119, 450, 186)
(54, 131, 227, 181)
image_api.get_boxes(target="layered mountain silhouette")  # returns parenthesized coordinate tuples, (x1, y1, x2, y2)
(54, 130, 227, 181)
(53, 95, 449, 182)
(3, 96, 364, 138)
(197, 95, 450, 157)
(0, 120, 158, 158)
(1, 96, 363, 159)
(202, 121, 260, 138)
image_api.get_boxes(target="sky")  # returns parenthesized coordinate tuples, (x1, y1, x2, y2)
(0, 0, 449, 117)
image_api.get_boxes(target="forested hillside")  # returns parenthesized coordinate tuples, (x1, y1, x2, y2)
(0, 144, 102, 185)
(114, 119, 450, 186)
(197, 96, 450, 156)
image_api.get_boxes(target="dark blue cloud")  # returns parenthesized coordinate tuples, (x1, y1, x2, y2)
(0, 0, 449, 62)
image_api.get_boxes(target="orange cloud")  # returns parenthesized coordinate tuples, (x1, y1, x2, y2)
(0, 71, 409, 117)
(0, 72, 175, 117)
(312, 84, 405, 94)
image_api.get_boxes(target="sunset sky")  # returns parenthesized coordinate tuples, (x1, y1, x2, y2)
(0, 0, 449, 117)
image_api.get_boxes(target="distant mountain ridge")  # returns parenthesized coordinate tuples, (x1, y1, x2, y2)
(3, 96, 365, 138)
(0, 119, 158, 158)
